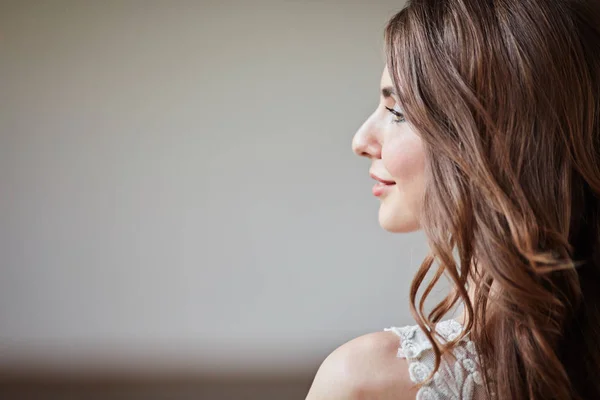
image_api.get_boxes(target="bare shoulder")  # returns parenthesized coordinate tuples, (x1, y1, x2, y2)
(305, 331, 419, 400)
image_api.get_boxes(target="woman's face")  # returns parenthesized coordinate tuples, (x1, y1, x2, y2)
(352, 66, 426, 233)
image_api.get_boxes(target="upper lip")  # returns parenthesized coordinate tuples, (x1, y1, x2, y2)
(370, 172, 396, 185)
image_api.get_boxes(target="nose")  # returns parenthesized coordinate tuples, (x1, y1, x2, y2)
(352, 113, 381, 159)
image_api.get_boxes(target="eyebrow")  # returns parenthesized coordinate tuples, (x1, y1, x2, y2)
(381, 86, 397, 99)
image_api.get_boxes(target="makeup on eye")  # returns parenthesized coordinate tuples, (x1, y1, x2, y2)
(385, 106, 406, 123)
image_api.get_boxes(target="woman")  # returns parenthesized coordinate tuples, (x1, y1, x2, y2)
(306, 0, 600, 399)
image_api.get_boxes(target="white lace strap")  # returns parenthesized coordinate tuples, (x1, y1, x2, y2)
(384, 320, 462, 359)
(384, 325, 432, 359)
(384, 320, 491, 400)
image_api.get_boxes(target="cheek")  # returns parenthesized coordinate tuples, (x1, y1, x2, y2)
(381, 133, 426, 183)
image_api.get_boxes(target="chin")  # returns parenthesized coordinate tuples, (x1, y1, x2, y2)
(378, 205, 421, 233)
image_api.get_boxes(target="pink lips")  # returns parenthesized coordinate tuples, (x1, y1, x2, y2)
(370, 173, 396, 197)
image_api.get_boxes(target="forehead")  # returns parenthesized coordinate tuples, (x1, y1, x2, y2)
(380, 66, 393, 88)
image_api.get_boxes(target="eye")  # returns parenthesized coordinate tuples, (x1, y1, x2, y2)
(385, 106, 406, 124)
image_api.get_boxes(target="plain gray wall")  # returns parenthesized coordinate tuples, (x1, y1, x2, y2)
(0, 0, 440, 374)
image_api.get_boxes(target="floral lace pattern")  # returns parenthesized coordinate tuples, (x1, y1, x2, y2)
(385, 320, 494, 400)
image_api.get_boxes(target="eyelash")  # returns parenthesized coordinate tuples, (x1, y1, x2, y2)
(385, 106, 406, 124)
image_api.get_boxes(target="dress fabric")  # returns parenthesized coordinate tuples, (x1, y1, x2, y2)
(384, 319, 494, 400)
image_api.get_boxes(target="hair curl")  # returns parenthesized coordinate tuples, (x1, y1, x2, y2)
(385, 0, 600, 398)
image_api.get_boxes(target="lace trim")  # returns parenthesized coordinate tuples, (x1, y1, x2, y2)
(384, 320, 462, 358)
(385, 320, 496, 400)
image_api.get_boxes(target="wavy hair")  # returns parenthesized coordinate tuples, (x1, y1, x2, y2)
(384, 0, 600, 398)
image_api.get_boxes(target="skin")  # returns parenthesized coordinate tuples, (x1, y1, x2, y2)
(305, 66, 427, 399)
(352, 65, 426, 233)
(306, 67, 490, 399)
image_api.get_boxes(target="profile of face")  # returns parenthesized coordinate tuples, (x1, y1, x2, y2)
(352, 66, 427, 233)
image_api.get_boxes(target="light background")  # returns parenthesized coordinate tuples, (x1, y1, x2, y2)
(0, 0, 444, 374)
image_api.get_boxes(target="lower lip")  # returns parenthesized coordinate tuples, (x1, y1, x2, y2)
(373, 182, 396, 197)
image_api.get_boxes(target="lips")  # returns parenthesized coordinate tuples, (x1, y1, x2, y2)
(370, 172, 396, 197)
(370, 173, 396, 185)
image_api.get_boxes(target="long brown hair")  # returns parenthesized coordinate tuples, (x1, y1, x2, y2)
(384, 0, 600, 398)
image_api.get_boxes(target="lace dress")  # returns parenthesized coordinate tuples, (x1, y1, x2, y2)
(384, 320, 494, 400)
